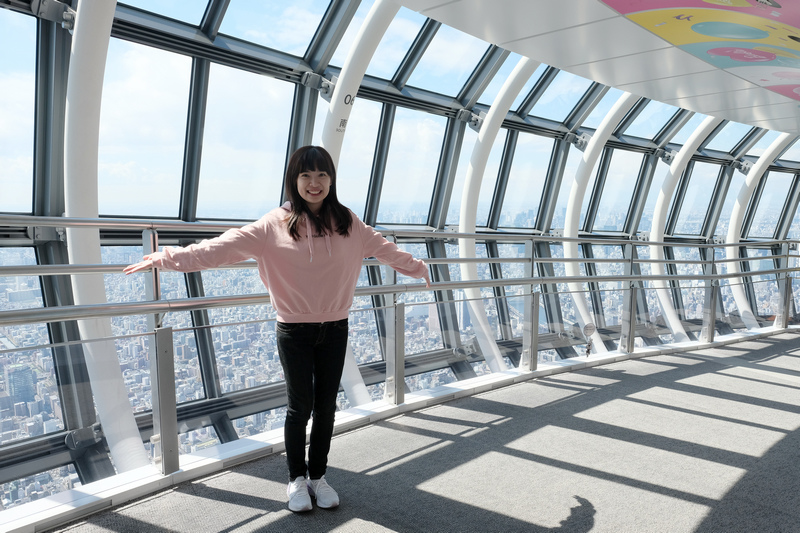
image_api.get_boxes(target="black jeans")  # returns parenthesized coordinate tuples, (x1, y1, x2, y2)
(276, 318, 348, 480)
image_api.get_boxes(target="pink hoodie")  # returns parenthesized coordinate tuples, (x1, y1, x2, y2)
(151, 203, 430, 323)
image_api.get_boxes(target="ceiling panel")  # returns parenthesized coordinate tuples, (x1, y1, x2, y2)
(398, 0, 800, 133)
(400, 0, 617, 44)
(567, 47, 714, 88)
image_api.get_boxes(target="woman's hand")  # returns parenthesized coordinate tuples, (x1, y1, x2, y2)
(123, 253, 160, 275)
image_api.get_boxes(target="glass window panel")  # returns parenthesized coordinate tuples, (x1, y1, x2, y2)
(477, 52, 521, 106)
(314, 96, 381, 220)
(747, 130, 781, 157)
(406, 368, 457, 392)
(498, 132, 553, 228)
(444, 243, 502, 342)
(197, 63, 294, 219)
(202, 267, 280, 393)
(330, 0, 376, 68)
(364, 6, 425, 80)
(447, 127, 502, 226)
(2, 465, 80, 510)
(621, 101, 679, 140)
(581, 87, 624, 131)
(578, 159, 602, 230)
(232, 406, 287, 437)
(638, 158, 671, 234)
(404, 25, 490, 96)
(119, 1, 207, 24)
(704, 121, 753, 153)
(669, 113, 707, 146)
(713, 169, 746, 238)
(672, 162, 719, 235)
(0, 249, 63, 445)
(511, 63, 548, 113)
(748, 171, 794, 238)
(0, 9, 35, 214)
(218, 0, 329, 56)
(377, 108, 446, 224)
(779, 137, 800, 162)
(551, 147, 584, 230)
(529, 70, 593, 123)
(592, 150, 644, 232)
(102, 247, 203, 410)
(99, 39, 190, 217)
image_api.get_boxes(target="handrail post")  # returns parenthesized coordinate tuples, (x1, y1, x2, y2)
(142, 229, 162, 328)
(151, 326, 179, 475)
(701, 246, 717, 343)
(775, 242, 792, 329)
(384, 302, 405, 405)
(620, 283, 637, 354)
(520, 240, 538, 371)
(619, 243, 636, 354)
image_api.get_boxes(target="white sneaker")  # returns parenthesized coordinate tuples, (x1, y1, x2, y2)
(307, 476, 339, 509)
(287, 476, 312, 512)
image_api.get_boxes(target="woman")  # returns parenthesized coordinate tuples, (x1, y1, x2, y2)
(124, 146, 430, 512)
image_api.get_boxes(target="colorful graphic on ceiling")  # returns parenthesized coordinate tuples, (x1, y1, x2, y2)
(600, 0, 800, 101)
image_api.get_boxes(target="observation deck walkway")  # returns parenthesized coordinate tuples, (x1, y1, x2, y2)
(26, 331, 800, 532)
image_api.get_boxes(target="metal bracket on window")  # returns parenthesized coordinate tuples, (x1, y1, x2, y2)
(65, 424, 104, 450)
(735, 159, 752, 175)
(456, 109, 483, 132)
(300, 72, 335, 102)
(565, 132, 591, 152)
(657, 149, 677, 164)
(30, 0, 76, 32)
(26, 226, 63, 243)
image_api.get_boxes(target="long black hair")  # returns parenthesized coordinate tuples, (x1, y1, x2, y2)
(284, 145, 353, 241)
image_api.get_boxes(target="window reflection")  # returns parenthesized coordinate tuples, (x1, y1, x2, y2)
(715, 170, 746, 238)
(672, 162, 719, 235)
(704, 121, 753, 153)
(669, 113, 706, 146)
(102, 246, 203, 410)
(405, 24, 490, 96)
(581, 87, 624, 131)
(119, 1, 206, 24)
(621, 100, 679, 140)
(377, 108, 446, 224)
(529, 70, 593, 123)
(327, 97, 382, 220)
(0, 249, 62, 445)
(218, 0, 329, 56)
(746, 130, 781, 157)
(364, 6, 425, 80)
(0, 9, 36, 214)
(592, 150, 643, 232)
(499, 132, 552, 228)
(99, 39, 190, 217)
(748, 171, 794, 238)
(197, 63, 294, 220)
(448, 127, 502, 227)
(551, 148, 585, 230)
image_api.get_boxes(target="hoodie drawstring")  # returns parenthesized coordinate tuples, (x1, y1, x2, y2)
(304, 216, 332, 262)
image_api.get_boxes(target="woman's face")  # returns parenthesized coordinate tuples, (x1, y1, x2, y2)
(296, 168, 331, 214)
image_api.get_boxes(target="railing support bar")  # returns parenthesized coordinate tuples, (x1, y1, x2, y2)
(151, 326, 179, 475)
(384, 302, 405, 405)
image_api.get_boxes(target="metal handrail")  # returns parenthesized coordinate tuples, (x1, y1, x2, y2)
(0, 267, 795, 327)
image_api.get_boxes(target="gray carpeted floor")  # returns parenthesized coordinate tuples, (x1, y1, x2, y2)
(48, 332, 800, 532)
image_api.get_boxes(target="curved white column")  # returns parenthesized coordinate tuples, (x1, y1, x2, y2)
(725, 132, 797, 329)
(563, 91, 638, 353)
(458, 57, 539, 372)
(321, 0, 400, 404)
(649, 115, 723, 343)
(321, 0, 400, 165)
(64, 1, 149, 471)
